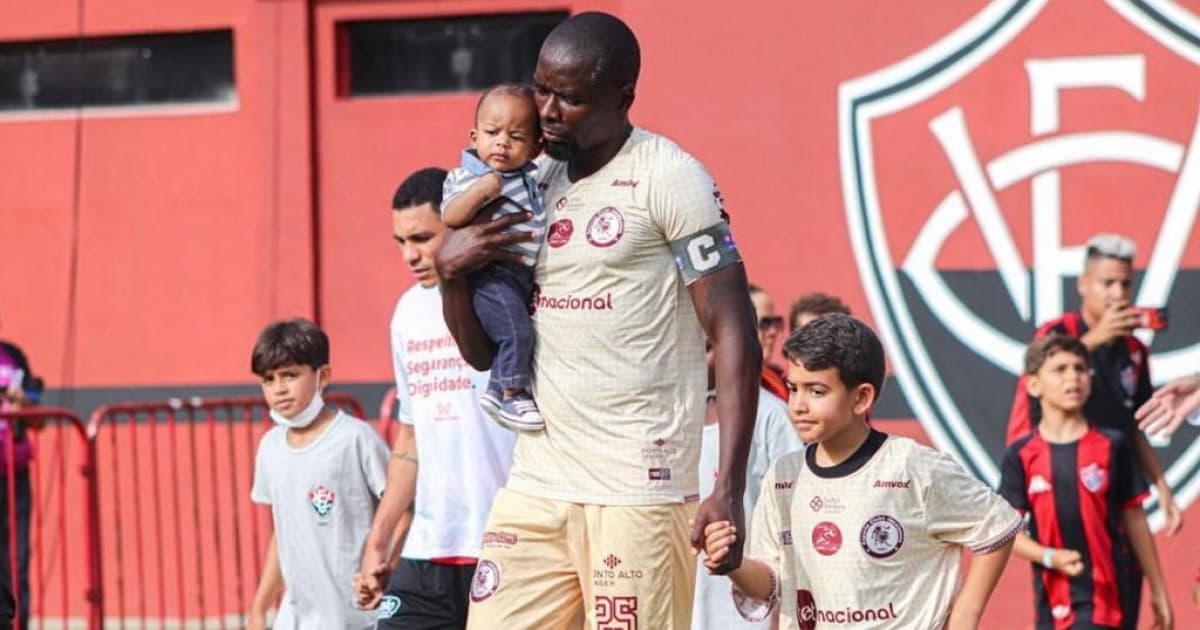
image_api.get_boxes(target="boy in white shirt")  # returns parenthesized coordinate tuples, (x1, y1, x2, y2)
(700, 314, 1021, 629)
(246, 319, 388, 630)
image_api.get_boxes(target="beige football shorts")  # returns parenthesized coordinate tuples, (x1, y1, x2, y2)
(465, 488, 698, 629)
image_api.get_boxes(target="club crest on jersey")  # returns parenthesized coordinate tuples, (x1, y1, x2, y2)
(586, 207, 625, 248)
(1080, 462, 1107, 493)
(839, 0, 1200, 530)
(470, 560, 500, 602)
(308, 485, 335, 522)
(1120, 365, 1137, 398)
(860, 515, 904, 559)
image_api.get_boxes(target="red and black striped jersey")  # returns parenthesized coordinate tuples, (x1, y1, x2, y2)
(1005, 312, 1152, 445)
(999, 426, 1149, 630)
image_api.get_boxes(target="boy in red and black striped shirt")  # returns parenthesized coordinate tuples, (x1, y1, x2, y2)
(999, 334, 1171, 630)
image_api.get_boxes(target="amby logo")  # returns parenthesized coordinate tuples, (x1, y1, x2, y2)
(840, 0, 1200, 528)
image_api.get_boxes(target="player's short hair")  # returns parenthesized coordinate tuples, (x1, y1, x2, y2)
(392, 167, 447, 211)
(541, 12, 640, 87)
(475, 83, 540, 133)
(1084, 233, 1136, 265)
(251, 318, 330, 376)
(782, 314, 885, 398)
(1023, 333, 1089, 377)
(788, 292, 851, 331)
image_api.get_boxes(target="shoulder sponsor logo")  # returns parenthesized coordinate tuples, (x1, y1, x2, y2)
(547, 218, 574, 248)
(586, 207, 625, 247)
(873, 479, 912, 489)
(1028, 474, 1052, 495)
(611, 179, 639, 188)
(469, 560, 501, 602)
(812, 521, 843, 556)
(775, 480, 794, 491)
(810, 495, 846, 514)
(602, 553, 622, 569)
(809, 495, 823, 511)
(839, 0, 1200, 529)
(860, 515, 905, 559)
(1080, 462, 1107, 493)
(556, 196, 569, 211)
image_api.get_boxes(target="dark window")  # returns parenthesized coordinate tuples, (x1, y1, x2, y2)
(339, 12, 567, 97)
(0, 30, 235, 112)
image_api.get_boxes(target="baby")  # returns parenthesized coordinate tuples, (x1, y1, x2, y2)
(441, 83, 546, 431)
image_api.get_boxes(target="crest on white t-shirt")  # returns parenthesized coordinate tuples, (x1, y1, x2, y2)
(308, 484, 335, 523)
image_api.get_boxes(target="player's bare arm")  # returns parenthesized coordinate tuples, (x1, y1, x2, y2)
(1123, 506, 1173, 629)
(1131, 431, 1184, 536)
(946, 535, 1014, 630)
(686, 262, 761, 574)
(357, 424, 420, 609)
(1011, 532, 1083, 577)
(436, 208, 534, 370)
(442, 174, 503, 228)
(248, 534, 283, 630)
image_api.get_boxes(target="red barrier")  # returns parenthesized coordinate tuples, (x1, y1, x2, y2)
(86, 393, 364, 629)
(0, 407, 102, 630)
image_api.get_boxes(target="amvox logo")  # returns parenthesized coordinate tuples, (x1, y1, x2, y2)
(839, 0, 1200, 529)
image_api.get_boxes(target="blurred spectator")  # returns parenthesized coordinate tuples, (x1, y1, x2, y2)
(787, 291, 851, 332)
(1005, 233, 1181, 538)
(0, 340, 40, 630)
(692, 338, 801, 630)
(749, 285, 787, 401)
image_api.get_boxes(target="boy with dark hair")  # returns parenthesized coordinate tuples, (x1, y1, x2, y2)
(1006, 233, 1181, 536)
(247, 318, 388, 630)
(700, 314, 1020, 629)
(999, 334, 1172, 630)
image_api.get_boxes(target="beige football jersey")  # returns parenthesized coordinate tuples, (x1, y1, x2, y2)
(740, 431, 1021, 629)
(507, 128, 730, 505)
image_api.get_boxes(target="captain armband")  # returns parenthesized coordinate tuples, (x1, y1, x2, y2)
(669, 222, 743, 284)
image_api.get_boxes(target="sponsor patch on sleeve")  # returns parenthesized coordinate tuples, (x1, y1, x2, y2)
(669, 222, 742, 284)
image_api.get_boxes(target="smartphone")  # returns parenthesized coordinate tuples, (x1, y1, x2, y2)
(1134, 306, 1168, 331)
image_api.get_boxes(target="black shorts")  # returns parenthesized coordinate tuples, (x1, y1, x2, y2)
(375, 558, 476, 630)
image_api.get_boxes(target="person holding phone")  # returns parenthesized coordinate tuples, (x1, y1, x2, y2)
(0, 340, 41, 630)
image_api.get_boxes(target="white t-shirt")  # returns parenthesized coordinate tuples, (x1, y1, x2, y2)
(692, 388, 802, 630)
(250, 412, 387, 630)
(513, 127, 731, 505)
(737, 431, 1022, 629)
(390, 284, 516, 559)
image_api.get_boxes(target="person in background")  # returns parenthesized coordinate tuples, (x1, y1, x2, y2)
(787, 291, 851, 333)
(749, 285, 787, 401)
(0, 340, 40, 630)
(691, 338, 802, 629)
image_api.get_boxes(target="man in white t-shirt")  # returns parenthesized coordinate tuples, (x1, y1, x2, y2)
(692, 339, 802, 630)
(437, 13, 761, 629)
(355, 168, 524, 629)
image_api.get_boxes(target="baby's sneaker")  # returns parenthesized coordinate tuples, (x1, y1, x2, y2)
(479, 386, 502, 422)
(497, 392, 545, 432)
